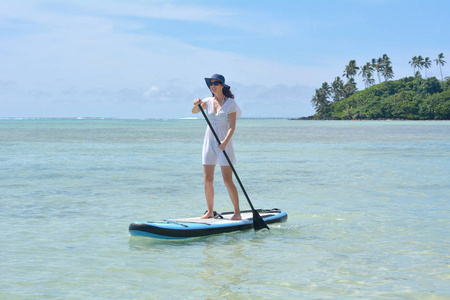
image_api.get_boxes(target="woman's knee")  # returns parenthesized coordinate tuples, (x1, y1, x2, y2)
(223, 178, 235, 189)
(203, 165, 215, 184)
(221, 167, 234, 186)
(204, 174, 214, 184)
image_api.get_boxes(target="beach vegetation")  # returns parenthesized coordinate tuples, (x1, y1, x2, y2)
(305, 53, 449, 120)
(434, 53, 447, 81)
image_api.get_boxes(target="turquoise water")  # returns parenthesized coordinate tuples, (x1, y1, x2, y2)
(1, 119, 449, 299)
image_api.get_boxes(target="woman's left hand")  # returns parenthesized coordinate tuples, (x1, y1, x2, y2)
(219, 141, 228, 151)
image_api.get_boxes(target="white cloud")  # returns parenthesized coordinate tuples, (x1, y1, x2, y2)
(233, 83, 315, 118)
(80, 0, 233, 23)
(143, 86, 160, 98)
(0, 0, 323, 118)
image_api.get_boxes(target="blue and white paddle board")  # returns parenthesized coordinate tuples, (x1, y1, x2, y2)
(129, 208, 287, 239)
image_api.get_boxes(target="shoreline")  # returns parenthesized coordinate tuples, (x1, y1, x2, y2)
(290, 116, 450, 121)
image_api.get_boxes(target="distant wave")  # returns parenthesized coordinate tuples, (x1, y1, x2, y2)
(0, 116, 288, 121)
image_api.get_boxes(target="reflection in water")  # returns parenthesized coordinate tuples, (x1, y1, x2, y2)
(200, 236, 251, 299)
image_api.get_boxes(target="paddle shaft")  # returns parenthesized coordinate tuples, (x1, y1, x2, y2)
(197, 103, 267, 229)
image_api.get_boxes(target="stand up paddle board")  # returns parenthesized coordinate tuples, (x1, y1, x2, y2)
(129, 208, 287, 239)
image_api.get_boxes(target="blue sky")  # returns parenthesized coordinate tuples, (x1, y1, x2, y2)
(1, 0, 449, 118)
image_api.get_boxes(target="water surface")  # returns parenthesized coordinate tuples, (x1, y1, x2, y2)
(1, 119, 449, 299)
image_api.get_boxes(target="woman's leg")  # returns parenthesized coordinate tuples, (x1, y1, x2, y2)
(201, 164, 216, 219)
(221, 166, 241, 220)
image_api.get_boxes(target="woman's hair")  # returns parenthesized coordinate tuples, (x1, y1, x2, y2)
(211, 86, 235, 99)
(223, 86, 235, 99)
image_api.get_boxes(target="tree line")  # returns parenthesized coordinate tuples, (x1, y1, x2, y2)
(310, 53, 447, 119)
(409, 53, 446, 81)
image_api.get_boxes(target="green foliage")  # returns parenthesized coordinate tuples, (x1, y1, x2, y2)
(420, 89, 450, 119)
(313, 77, 450, 120)
(309, 53, 447, 120)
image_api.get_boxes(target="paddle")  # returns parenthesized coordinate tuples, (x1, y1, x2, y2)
(197, 102, 269, 231)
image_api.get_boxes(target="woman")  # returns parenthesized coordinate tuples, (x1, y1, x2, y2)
(192, 74, 242, 220)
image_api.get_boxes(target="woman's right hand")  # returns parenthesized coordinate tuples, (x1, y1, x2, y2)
(193, 98, 202, 106)
(192, 98, 203, 114)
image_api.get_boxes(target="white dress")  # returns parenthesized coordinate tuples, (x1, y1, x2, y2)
(202, 97, 242, 166)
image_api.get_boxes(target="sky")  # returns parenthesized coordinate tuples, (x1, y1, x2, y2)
(1, 0, 449, 119)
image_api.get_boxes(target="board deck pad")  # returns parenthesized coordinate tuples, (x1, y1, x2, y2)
(171, 211, 269, 224)
(129, 209, 287, 239)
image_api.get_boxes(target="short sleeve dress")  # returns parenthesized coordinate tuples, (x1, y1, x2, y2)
(202, 97, 242, 166)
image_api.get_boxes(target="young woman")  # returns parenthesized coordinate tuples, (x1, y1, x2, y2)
(192, 74, 242, 220)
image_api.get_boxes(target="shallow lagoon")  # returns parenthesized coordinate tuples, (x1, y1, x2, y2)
(1, 119, 449, 299)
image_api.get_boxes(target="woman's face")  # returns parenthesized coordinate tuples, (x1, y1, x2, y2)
(209, 80, 223, 94)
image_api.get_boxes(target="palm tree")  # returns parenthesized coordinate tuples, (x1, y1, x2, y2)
(423, 57, 432, 79)
(366, 71, 375, 87)
(382, 65, 394, 81)
(409, 56, 418, 76)
(343, 78, 357, 98)
(372, 58, 383, 83)
(310, 91, 320, 112)
(331, 76, 345, 102)
(359, 62, 375, 88)
(311, 87, 330, 115)
(434, 53, 446, 81)
(377, 54, 394, 82)
(417, 55, 424, 76)
(410, 55, 426, 77)
(381, 54, 391, 66)
(343, 60, 359, 80)
(321, 82, 331, 98)
(359, 63, 367, 87)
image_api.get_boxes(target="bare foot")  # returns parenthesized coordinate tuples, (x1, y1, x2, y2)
(201, 211, 214, 219)
(231, 213, 241, 220)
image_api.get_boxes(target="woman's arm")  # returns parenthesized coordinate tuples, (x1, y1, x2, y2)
(192, 98, 206, 114)
(219, 112, 237, 151)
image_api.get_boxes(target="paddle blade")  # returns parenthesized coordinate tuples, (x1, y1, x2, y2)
(252, 210, 270, 231)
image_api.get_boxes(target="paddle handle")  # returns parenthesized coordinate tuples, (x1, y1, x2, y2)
(197, 104, 256, 212)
